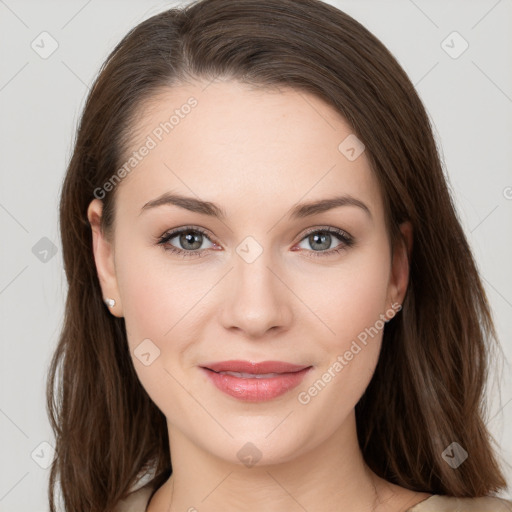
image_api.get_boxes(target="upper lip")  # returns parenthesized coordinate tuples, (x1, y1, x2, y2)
(201, 360, 310, 374)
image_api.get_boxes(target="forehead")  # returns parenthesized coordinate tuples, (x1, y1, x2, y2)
(115, 80, 383, 220)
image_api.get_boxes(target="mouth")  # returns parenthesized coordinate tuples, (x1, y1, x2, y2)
(200, 360, 312, 402)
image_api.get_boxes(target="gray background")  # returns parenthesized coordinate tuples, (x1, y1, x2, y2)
(1, 0, 511, 510)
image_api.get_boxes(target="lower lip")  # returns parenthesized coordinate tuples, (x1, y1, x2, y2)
(201, 367, 312, 402)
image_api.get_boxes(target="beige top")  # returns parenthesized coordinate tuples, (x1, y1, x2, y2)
(114, 486, 512, 512)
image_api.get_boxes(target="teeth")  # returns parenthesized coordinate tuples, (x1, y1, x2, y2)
(219, 371, 282, 379)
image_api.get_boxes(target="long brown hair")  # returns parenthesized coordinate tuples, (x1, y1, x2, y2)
(46, 0, 508, 510)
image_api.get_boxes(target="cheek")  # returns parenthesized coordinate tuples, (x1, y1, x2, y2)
(296, 247, 391, 407)
(115, 242, 209, 383)
(307, 250, 391, 351)
(115, 239, 187, 341)
(119, 267, 166, 345)
(114, 246, 196, 415)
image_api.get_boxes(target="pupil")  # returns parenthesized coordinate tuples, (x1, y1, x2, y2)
(311, 232, 330, 251)
(181, 231, 202, 250)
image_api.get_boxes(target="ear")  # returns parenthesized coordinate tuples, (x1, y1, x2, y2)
(87, 199, 123, 317)
(387, 221, 413, 308)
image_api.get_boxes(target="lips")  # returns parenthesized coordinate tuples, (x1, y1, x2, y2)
(203, 360, 310, 374)
(200, 360, 312, 401)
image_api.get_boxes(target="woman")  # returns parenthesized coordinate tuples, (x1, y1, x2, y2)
(46, 0, 511, 510)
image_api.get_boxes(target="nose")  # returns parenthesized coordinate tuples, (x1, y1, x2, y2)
(218, 244, 294, 339)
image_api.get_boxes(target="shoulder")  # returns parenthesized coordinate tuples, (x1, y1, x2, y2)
(113, 485, 154, 512)
(408, 494, 512, 511)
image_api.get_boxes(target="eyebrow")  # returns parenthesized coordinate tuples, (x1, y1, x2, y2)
(140, 192, 372, 220)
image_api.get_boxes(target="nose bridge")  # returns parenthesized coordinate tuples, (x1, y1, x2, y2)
(239, 240, 273, 285)
(219, 233, 293, 335)
(234, 233, 282, 303)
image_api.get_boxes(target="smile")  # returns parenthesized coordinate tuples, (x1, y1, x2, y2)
(200, 360, 312, 402)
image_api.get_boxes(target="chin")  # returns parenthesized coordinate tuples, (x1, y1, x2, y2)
(196, 426, 314, 469)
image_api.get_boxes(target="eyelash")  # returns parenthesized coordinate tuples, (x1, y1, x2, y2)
(155, 225, 355, 259)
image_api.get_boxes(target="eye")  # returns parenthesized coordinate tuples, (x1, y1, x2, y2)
(156, 226, 218, 259)
(294, 227, 354, 258)
(156, 225, 354, 259)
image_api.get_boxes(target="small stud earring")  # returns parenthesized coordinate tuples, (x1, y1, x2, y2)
(104, 298, 116, 308)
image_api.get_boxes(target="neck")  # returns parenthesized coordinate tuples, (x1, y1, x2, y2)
(147, 411, 428, 512)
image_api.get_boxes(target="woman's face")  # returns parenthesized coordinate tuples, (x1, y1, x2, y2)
(89, 80, 409, 466)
